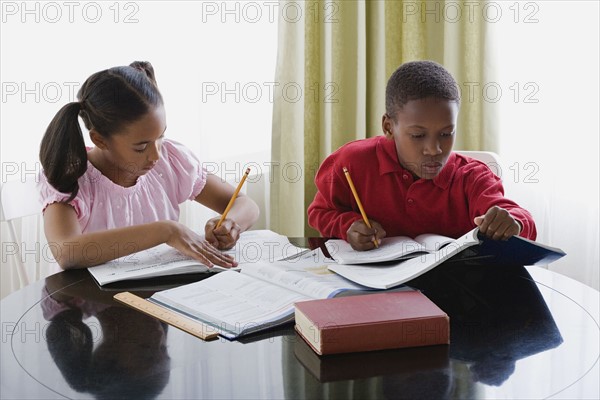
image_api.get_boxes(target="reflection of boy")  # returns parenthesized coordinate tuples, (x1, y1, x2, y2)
(308, 61, 536, 251)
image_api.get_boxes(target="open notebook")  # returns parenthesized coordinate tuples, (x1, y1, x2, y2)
(88, 230, 307, 286)
(326, 233, 456, 264)
(327, 228, 566, 289)
(146, 249, 410, 339)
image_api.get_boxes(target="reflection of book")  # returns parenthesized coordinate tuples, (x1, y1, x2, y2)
(294, 291, 449, 355)
(328, 228, 566, 289)
(88, 230, 305, 286)
(147, 250, 403, 339)
(326, 233, 455, 264)
(293, 334, 449, 382)
(408, 264, 564, 386)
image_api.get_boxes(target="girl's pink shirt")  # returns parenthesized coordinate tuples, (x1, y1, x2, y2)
(38, 139, 207, 233)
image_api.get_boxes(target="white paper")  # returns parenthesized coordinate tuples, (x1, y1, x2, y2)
(328, 229, 480, 289)
(325, 232, 455, 265)
(149, 249, 380, 338)
(88, 229, 305, 285)
(241, 249, 372, 299)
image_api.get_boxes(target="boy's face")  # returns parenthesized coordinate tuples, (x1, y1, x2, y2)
(382, 97, 458, 179)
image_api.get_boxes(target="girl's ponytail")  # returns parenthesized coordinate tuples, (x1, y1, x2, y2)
(40, 62, 163, 201)
(129, 61, 158, 86)
(39, 102, 87, 202)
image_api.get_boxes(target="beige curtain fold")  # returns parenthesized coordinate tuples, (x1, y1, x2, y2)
(271, 0, 494, 236)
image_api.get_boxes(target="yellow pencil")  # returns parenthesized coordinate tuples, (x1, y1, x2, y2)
(343, 167, 379, 248)
(216, 167, 251, 228)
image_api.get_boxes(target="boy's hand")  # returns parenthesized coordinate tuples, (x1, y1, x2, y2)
(474, 206, 521, 241)
(205, 217, 242, 250)
(346, 219, 386, 251)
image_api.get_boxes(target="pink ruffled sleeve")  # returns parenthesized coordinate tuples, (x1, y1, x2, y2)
(161, 140, 208, 203)
(37, 170, 88, 219)
(41, 286, 110, 321)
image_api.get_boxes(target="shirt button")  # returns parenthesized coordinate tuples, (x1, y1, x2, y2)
(407, 198, 414, 204)
(403, 174, 409, 180)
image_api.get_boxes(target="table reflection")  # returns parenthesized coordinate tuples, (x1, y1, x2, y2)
(408, 263, 563, 386)
(42, 274, 171, 399)
(34, 261, 567, 399)
(280, 263, 563, 399)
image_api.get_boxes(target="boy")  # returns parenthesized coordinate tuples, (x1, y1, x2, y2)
(307, 61, 536, 251)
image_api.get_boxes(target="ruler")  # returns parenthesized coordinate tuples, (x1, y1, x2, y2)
(114, 292, 219, 341)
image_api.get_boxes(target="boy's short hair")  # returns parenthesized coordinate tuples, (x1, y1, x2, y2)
(385, 60, 460, 118)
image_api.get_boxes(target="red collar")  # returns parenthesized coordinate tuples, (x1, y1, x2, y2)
(375, 136, 456, 189)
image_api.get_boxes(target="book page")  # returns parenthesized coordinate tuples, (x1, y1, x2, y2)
(414, 233, 456, 252)
(328, 229, 480, 289)
(325, 236, 426, 264)
(88, 243, 209, 285)
(240, 249, 372, 299)
(149, 249, 413, 339)
(150, 270, 310, 338)
(224, 229, 308, 264)
(88, 229, 303, 285)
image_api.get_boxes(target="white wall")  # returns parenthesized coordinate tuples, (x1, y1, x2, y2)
(488, 1, 599, 289)
(1, 1, 277, 182)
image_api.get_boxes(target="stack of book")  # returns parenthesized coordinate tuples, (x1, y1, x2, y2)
(294, 291, 449, 355)
(105, 227, 565, 347)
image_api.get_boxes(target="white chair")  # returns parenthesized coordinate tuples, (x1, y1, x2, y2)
(0, 177, 43, 288)
(454, 150, 503, 179)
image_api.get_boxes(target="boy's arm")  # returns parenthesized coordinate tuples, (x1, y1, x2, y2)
(307, 158, 363, 240)
(466, 165, 537, 240)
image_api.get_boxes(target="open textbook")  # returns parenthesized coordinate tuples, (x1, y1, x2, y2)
(147, 250, 407, 339)
(328, 227, 566, 289)
(326, 233, 456, 264)
(88, 230, 307, 286)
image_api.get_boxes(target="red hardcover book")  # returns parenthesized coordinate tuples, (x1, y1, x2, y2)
(294, 291, 449, 355)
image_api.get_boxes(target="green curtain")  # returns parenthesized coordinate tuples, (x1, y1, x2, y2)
(271, 0, 494, 236)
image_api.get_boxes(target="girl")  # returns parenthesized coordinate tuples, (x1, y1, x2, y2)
(39, 61, 259, 269)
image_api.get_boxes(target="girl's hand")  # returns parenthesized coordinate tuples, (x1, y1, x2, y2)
(474, 205, 522, 241)
(346, 219, 386, 251)
(165, 221, 237, 268)
(205, 217, 242, 250)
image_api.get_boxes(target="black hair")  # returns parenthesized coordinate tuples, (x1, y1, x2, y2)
(39, 61, 163, 202)
(385, 60, 460, 118)
(46, 307, 171, 399)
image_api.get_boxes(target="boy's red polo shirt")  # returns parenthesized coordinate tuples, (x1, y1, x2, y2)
(307, 136, 537, 241)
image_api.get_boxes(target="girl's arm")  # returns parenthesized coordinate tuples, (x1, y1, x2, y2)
(196, 174, 260, 249)
(43, 202, 236, 269)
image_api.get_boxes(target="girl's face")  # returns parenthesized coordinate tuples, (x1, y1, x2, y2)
(98, 106, 167, 185)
